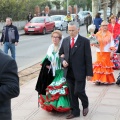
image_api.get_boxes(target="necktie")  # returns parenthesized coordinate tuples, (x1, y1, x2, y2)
(71, 38, 74, 48)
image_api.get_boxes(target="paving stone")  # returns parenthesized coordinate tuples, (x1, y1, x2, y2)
(96, 105, 119, 114)
(91, 113, 115, 120)
(101, 99, 120, 106)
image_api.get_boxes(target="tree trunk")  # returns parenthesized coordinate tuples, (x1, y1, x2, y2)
(102, 0, 109, 21)
(117, 0, 120, 13)
(92, 0, 99, 19)
(112, 0, 117, 15)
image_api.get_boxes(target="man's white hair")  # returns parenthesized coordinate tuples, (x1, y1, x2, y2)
(68, 21, 80, 29)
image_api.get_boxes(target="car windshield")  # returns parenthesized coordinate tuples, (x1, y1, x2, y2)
(30, 17, 45, 23)
(51, 16, 61, 21)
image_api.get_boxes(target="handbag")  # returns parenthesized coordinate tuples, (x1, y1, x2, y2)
(88, 24, 96, 33)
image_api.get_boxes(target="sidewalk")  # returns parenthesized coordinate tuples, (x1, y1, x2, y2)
(11, 47, 120, 120)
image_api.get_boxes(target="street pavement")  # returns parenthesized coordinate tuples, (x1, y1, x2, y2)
(11, 45, 120, 119)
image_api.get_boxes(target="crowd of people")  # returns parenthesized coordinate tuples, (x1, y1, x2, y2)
(1, 10, 120, 120)
(35, 11, 120, 119)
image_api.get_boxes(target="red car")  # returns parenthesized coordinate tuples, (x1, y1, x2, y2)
(24, 16, 55, 35)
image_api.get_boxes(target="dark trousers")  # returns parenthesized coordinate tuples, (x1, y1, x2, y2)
(94, 28, 98, 34)
(66, 69, 88, 116)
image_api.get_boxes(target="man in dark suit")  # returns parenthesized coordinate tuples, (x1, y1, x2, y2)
(0, 50, 19, 120)
(59, 22, 93, 119)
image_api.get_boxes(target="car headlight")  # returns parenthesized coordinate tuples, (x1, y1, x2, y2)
(35, 26, 40, 28)
(25, 26, 28, 29)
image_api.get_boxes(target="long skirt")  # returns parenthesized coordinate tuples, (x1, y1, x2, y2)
(39, 69, 70, 112)
(91, 52, 115, 84)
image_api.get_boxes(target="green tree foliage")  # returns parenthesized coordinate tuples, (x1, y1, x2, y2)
(0, 0, 51, 21)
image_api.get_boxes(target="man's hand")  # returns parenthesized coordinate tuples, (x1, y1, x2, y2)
(15, 42, 18, 46)
(61, 54, 65, 58)
(0, 42, 3, 46)
(62, 60, 68, 68)
(87, 76, 92, 81)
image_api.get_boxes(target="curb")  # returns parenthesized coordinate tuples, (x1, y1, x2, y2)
(18, 58, 42, 72)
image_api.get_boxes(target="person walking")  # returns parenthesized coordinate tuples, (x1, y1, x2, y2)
(35, 30, 70, 112)
(64, 12, 73, 33)
(40, 10, 46, 16)
(108, 15, 120, 69)
(0, 49, 19, 120)
(91, 21, 115, 84)
(27, 12, 33, 22)
(0, 17, 19, 60)
(93, 13, 102, 34)
(84, 12, 92, 34)
(108, 15, 120, 51)
(59, 22, 93, 119)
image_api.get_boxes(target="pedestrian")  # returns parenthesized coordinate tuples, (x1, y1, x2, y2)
(84, 12, 92, 34)
(0, 17, 19, 60)
(93, 13, 102, 34)
(91, 21, 115, 85)
(35, 30, 70, 112)
(27, 12, 33, 22)
(108, 15, 120, 51)
(59, 22, 93, 119)
(0, 49, 19, 120)
(40, 10, 46, 16)
(108, 15, 120, 69)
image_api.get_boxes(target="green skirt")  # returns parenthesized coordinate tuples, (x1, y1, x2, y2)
(39, 69, 70, 112)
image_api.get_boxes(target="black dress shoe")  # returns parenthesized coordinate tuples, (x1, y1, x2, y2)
(83, 107, 89, 116)
(66, 114, 80, 119)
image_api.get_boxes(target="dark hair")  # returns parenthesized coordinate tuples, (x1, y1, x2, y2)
(95, 13, 100, 18)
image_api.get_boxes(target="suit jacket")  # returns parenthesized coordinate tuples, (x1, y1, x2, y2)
(0, 50, 19, 120)
(59, 34, 93, 81)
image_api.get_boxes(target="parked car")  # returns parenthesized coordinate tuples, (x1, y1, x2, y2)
(78, 11, 92, 19)
(71, 13, 84, 25)
(78, 13, 84, 25)
(24, 16, 55, 35)
(50, 15, 67, 31)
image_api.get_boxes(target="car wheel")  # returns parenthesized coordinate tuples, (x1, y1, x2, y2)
(60, 25, 63, 31)
(42, 28, 46, 35)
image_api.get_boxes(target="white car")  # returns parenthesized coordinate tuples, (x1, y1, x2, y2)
(51, 15, 67, 31)
(71, 14, 84, 25)
(78, 14, 84, 25)
(78, 11, 92, 19)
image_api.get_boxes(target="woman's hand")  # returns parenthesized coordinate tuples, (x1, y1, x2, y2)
(46, 65, 50, 69)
